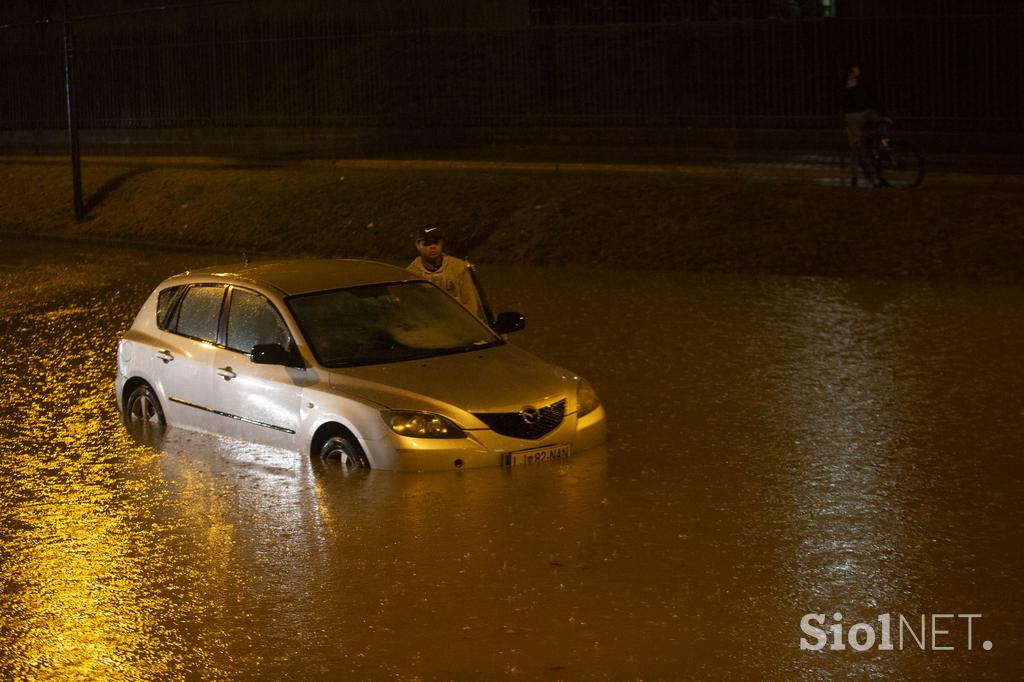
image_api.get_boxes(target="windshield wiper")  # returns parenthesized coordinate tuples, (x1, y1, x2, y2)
(388, 340, 503, 362)
(465, 339, 503, 351)
(322, 339, 503, 367)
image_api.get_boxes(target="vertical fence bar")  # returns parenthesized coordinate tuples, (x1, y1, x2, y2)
(7, 5, 1024, 150)
(62, 2, 84, 222)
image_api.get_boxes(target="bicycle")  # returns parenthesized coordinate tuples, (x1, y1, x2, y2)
(861, 118, 925, 189)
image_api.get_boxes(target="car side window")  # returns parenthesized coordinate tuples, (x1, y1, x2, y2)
(226, 288, 293, 354)
(173, 285, 225, 343)
(156, 286, 183, 330)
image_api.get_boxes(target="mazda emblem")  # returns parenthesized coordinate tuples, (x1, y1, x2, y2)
(519, 406, 541, 425)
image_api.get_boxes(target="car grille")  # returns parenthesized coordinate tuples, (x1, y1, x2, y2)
(473, 399, 566, 440)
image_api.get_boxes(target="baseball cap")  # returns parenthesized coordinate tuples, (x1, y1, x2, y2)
(416, 225, 445, 244)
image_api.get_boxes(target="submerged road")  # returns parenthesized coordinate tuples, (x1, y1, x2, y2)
(1, 237, 1022, 680)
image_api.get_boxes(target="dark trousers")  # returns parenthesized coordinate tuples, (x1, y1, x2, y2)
(844, 109, 883, 179)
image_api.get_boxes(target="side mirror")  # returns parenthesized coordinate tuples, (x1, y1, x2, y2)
(251, 343, 304, 368)
(491, 311, 525, 335)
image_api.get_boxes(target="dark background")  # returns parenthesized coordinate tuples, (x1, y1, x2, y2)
(1, 1, 1022, 155)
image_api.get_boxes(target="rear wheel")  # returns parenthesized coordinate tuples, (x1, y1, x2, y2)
(318, 434, 370, 470)
(874, 139, 925, 189)
(125, 384, 165, 425)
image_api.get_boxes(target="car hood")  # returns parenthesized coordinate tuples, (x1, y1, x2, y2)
(326, 343, 577, 417)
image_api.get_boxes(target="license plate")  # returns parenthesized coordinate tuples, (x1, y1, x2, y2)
(503, 443, 571, 466)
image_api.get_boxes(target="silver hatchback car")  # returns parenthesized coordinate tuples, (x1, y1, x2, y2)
(116, 259, 607, 470)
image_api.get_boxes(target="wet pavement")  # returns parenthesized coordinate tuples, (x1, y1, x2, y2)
(1, 238, 1022, 680)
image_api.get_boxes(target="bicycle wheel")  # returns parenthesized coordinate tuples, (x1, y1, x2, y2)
(875, 139, 925, 189)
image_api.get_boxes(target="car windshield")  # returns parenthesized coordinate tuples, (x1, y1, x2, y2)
(288, 281, 502, 367)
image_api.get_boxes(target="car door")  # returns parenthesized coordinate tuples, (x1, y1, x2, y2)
(211, 287, 306, 449)
(155, 284, 226, 432)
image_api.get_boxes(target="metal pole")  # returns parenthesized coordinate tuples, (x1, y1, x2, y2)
(63, 1, 84, 222)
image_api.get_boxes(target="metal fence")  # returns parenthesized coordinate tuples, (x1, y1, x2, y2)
(1, 9, 1022, 134)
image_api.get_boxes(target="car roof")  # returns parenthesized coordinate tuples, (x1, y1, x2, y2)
(170, 258, 421, 296)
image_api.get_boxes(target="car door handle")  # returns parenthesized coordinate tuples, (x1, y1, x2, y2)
(156, 350, 173, 363)
(217, 366, 237, 381)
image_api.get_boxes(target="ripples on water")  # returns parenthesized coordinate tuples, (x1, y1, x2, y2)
(0, 242, 1021, 680)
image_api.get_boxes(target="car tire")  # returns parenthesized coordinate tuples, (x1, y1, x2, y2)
(318, 434, 370, 469)
(125, 384, 165, 426)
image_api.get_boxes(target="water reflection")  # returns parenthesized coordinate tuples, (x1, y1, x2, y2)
(123, 418, 614, 678)
(1, 291, 236, 678)
(1, 241, 1022, 679)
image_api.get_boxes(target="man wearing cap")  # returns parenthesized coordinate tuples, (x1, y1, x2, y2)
(407, 226, 487, 321)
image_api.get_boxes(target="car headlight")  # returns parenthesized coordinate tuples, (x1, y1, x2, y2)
(576, 378, 602, 418)
(383, 411, 467, 438)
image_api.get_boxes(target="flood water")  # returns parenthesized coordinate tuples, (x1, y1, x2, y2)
(1, 237, 1022, 680)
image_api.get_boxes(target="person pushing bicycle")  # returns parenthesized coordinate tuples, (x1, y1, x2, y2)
(841, 63, 886, 187)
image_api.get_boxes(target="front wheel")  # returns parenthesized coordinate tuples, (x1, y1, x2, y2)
(318, 434, 370, 470)
(874, 139, 925, 189)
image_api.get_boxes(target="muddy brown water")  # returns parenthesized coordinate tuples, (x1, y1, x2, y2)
(1, 238, 1021, 680)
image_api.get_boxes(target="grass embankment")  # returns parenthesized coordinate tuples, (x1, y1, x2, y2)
(1, 158, 1021, 278)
